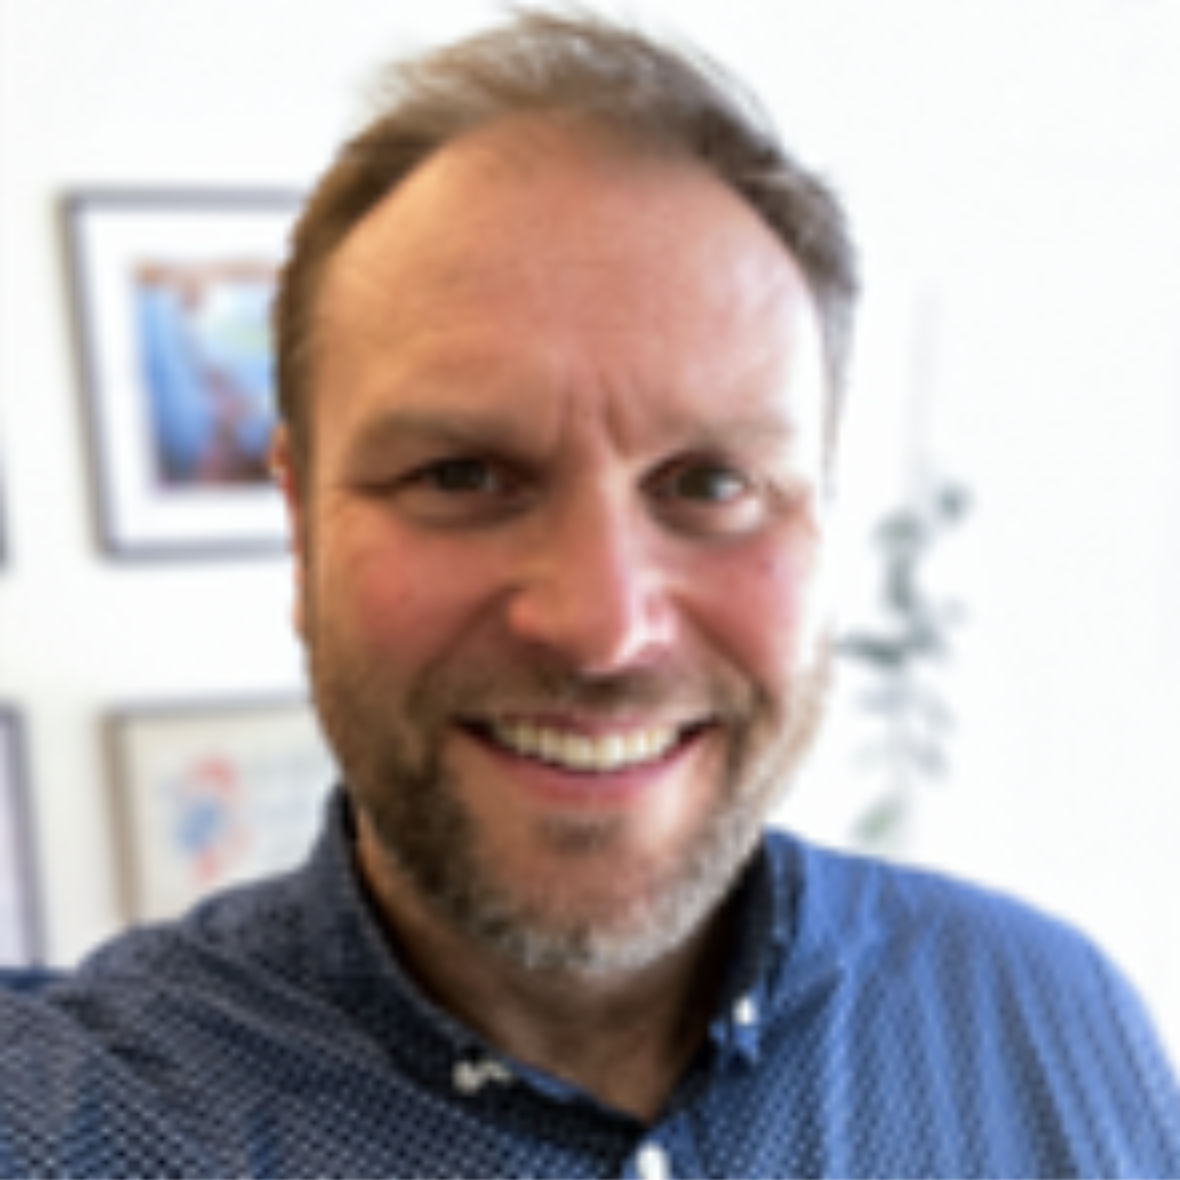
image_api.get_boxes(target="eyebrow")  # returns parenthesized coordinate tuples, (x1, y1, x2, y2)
(342, 404, 802, 469)
(683, 415, 799, 453)
(343, 407, 536, 466)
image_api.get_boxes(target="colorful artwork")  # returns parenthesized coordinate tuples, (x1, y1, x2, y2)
(109, 700, 335, 921)
(64, 190, 300, 557)
(132, 259, 277, 488)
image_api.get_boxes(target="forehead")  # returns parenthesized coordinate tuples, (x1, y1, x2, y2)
(314, 119, 823, 442)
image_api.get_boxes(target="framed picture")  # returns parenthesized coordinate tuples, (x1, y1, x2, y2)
(107, 698, 336, 923)
(0, 709, 43, 965)
(63, 189, 302, 558)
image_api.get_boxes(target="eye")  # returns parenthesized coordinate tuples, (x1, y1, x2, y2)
(418, 457, 508, 495)
(647, 456, 768, 536)
(657, 459, 751, 504)
(392, 454, 529, 526)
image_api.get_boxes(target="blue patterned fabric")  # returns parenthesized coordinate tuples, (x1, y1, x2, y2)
(1, 791, 1177, 1177)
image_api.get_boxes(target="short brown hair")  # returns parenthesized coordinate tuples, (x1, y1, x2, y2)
(274, 8, 859, 469)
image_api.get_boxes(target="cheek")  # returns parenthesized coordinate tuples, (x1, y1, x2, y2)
(349, 556, 451, 649)
(691, 541, 826, 686)
(318, 529, 497, 670)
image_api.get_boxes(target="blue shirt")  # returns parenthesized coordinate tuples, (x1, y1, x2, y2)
(1, 792, 1177, 1177)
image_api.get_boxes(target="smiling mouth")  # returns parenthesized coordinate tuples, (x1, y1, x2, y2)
(466, 719, 707, 774)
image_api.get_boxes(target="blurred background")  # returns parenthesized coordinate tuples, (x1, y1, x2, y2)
(1, 0, 1178, 1053)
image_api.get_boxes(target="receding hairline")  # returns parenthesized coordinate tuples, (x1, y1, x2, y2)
(307, 111, 815, 411)
(323, 109, 791, 293)
(273, 8, 859, 478)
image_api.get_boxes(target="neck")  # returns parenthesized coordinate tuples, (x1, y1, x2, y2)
(356, 827, 733, 1122)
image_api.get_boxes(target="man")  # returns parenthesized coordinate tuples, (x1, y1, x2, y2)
(2, 10, 1178, 1177)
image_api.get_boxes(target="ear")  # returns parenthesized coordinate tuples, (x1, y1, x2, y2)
(269, 425, 309, 640)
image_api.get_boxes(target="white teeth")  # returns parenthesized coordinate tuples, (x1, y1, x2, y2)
(539, 728, 561, 763)
(488, 722, 682, 773)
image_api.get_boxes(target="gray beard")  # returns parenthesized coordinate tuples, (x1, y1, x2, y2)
(310, 628, 832, 979)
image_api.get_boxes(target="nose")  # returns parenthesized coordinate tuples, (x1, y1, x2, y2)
(505, 488, 676, 676)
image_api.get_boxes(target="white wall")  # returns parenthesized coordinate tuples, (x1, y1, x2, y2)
(2, 0, 1179, 1053)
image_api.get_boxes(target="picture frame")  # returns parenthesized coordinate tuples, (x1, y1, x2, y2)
(63, 189, 302, 559)
(107, 698, 336, 923)
(0, 708, 43, 965)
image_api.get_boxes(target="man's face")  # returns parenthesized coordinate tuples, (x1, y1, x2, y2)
(282, 124, 834, 976)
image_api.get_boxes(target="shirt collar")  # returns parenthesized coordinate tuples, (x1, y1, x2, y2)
(703, 834, 796, 1065)
(296, 791, 492, 1066)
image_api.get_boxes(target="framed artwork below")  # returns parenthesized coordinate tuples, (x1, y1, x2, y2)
(0, 709, 42, 965)
(63, 189, 301, 558)
(107, 698, 336, 923)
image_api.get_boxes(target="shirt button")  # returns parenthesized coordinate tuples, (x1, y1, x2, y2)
(453, 1061, 483, 1094)
(734, 996, 758, 1026)
(454, 1057, 514, 1095)
(638, 1143, 671, 1180)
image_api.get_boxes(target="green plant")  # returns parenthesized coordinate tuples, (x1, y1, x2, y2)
(838, 479, 970, 849)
